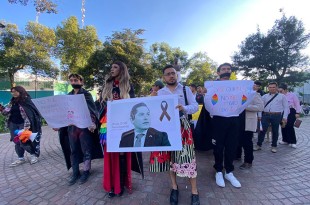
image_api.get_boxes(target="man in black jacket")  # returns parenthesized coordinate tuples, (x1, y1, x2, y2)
(119, 102, 170, 147)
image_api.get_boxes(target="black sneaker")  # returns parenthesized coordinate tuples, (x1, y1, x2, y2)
(108, 190, 116, 198)
(191, 193, 200, 205)
(79, 171, 90, 184)
(170, 188, 179, 205)
(68, 173, 80, 186)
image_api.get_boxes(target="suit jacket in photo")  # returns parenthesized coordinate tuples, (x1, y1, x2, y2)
(119, 128, 171, 147)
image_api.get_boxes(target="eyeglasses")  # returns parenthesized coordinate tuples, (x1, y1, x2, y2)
(164, 72, 176, 76)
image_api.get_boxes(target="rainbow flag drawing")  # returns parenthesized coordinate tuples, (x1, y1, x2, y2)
(211, 94, 218, 105)
(241, 95, 247, 105)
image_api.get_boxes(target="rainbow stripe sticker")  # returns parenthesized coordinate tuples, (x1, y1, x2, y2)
(241, 95, 247, 105)
(211, 94, 218, 105)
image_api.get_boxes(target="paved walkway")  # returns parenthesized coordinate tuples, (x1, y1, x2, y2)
(1, 117, 310, 205)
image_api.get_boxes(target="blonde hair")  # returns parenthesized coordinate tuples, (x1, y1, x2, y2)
(101, 61, 131, 101)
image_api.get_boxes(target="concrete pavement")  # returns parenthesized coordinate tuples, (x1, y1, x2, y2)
(0, 117, 310, 205)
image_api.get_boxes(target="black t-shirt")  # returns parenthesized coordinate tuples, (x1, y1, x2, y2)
(9, 103, 24, 124)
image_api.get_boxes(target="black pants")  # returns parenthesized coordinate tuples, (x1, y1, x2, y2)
(68, 126, 92, 174)
(212, 116, 239, 173)
(281, 108, 297, 144)
(238, 131, 254, 163)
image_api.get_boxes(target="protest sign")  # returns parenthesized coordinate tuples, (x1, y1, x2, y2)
(32, 94, 92, 128)
(107, 95, 182, 152)
(204, 80, 256, 117)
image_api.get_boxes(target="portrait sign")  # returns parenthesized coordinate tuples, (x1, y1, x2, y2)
(107, 95, 182, 152)
(204, 80, 256, 117)
(32, 94, 92, 128)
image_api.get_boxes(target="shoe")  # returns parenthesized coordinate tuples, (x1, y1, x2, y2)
(279, 141, 288, 145)
(239, 163, 252, 170)
(191, 193, 200, 205)
(253, 145, 261, 151)
(30, 155, 38, 164)
(215, 172, 225, 187)
(271, 147, 277, 153)
(68, 172, 80, 186)
(108, 190, 116, 198)
(9, 158, 26, 167)
(170, 188, 179, 205)
(79, 171, 90, 184)
(291, 144, 297, 148)
(224, 172, 241, 188)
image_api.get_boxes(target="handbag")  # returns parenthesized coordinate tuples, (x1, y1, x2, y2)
(294, 119, 302, 128)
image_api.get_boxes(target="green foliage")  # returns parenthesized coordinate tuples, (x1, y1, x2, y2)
(0, 22, 58, 87)
(149, 42, 188, 78)
(8, 0, 58, 13)
(186, 52, 217, 86)
(84, 29, 155, 94)
(233, 15, 310, 87)
(56, 16, 101, 77)
(0, 115, 8, 134)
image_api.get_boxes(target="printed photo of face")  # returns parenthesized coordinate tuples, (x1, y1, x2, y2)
(131, 106, 151, 131)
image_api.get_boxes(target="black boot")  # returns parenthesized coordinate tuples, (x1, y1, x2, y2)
(191, 193, 200, 205)
(68, 164, 80, 186)
(170, 188, 179, 205)
(119, 155, 126, 196)
(79, 170, 90, 184)
(108, 189, 116, 198)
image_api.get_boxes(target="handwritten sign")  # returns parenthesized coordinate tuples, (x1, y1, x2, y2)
(204, 80, 256, 117)
(32, 94, 92, 128)
(107, 95, 182, 152)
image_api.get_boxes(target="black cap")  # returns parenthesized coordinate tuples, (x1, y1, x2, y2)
(254, 81, 262, 86)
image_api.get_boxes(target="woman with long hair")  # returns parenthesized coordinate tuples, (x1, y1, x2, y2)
(0, 86, 42, 166)
(99, 61, 142, 197)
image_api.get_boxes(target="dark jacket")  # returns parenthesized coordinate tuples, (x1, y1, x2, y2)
(59, 88, 103, 170)
(119, 128, 171, 147)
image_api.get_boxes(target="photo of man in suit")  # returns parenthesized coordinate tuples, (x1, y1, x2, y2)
(119, 102, 171, 147)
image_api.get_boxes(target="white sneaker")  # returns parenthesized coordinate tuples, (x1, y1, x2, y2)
(9, 158, 26, 167)
(215, 172, 225, 187)
(291, 144, 297, 148)
(224, 172, 241, 188)
(279, 141, 288, 145)
(30, 155, 38, 164)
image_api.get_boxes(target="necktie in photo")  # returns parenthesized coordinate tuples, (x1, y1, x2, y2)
(134, 134, 144, 147)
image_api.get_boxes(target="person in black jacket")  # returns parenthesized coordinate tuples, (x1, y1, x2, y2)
(119, 103, 170, 147)
(0, 86, 42, 166)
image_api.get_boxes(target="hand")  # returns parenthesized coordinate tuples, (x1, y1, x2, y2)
(88, 124, 96, 133)
(52, 128, 59, 131)
(295, 114, 300, 118)
(282, 118, 287, 124)
(257, 117, 261, 121)
(175, 104, 184, 111)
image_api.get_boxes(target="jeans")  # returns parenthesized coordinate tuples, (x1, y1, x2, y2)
(257, 113, 282, 147)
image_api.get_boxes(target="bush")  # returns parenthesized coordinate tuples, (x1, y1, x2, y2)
(0, 115, 8, 133)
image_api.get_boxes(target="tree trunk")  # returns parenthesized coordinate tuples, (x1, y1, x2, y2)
(8, 71, 15, 88)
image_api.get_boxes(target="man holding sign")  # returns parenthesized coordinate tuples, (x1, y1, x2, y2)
(204, 63, 255, 188)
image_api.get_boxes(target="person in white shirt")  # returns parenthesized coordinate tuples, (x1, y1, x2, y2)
(154, 65, 200, 205)
(254, 82, 289, 153)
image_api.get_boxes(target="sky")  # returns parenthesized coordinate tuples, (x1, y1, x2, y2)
(1, 0, 310, 65)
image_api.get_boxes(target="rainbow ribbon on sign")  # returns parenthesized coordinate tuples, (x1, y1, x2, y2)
(211, 94, 218, 105)
(241, 95, 247, 105)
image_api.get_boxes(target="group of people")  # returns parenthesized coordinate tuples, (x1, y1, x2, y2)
(0, 60, 302, 205)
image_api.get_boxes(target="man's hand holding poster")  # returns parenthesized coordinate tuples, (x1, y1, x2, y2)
(32, 94, 93, 128)
(204, 80, 256, 117)
(107, 95, 182, 152)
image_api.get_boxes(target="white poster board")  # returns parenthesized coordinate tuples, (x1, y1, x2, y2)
(32, 94, 92, 128)
(204, 80, 256, 117)
(107, 95, 182, 152)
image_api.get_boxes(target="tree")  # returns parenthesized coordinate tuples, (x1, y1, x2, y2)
(185, 52, 217, 86)
(84, 29, 155, 94)
(0, 22, 57, 87)
(8, 0, 57, 14)
(149, 42, 188, 79)
(233, 15, 310, 87)
(55, 16, 101, 77)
